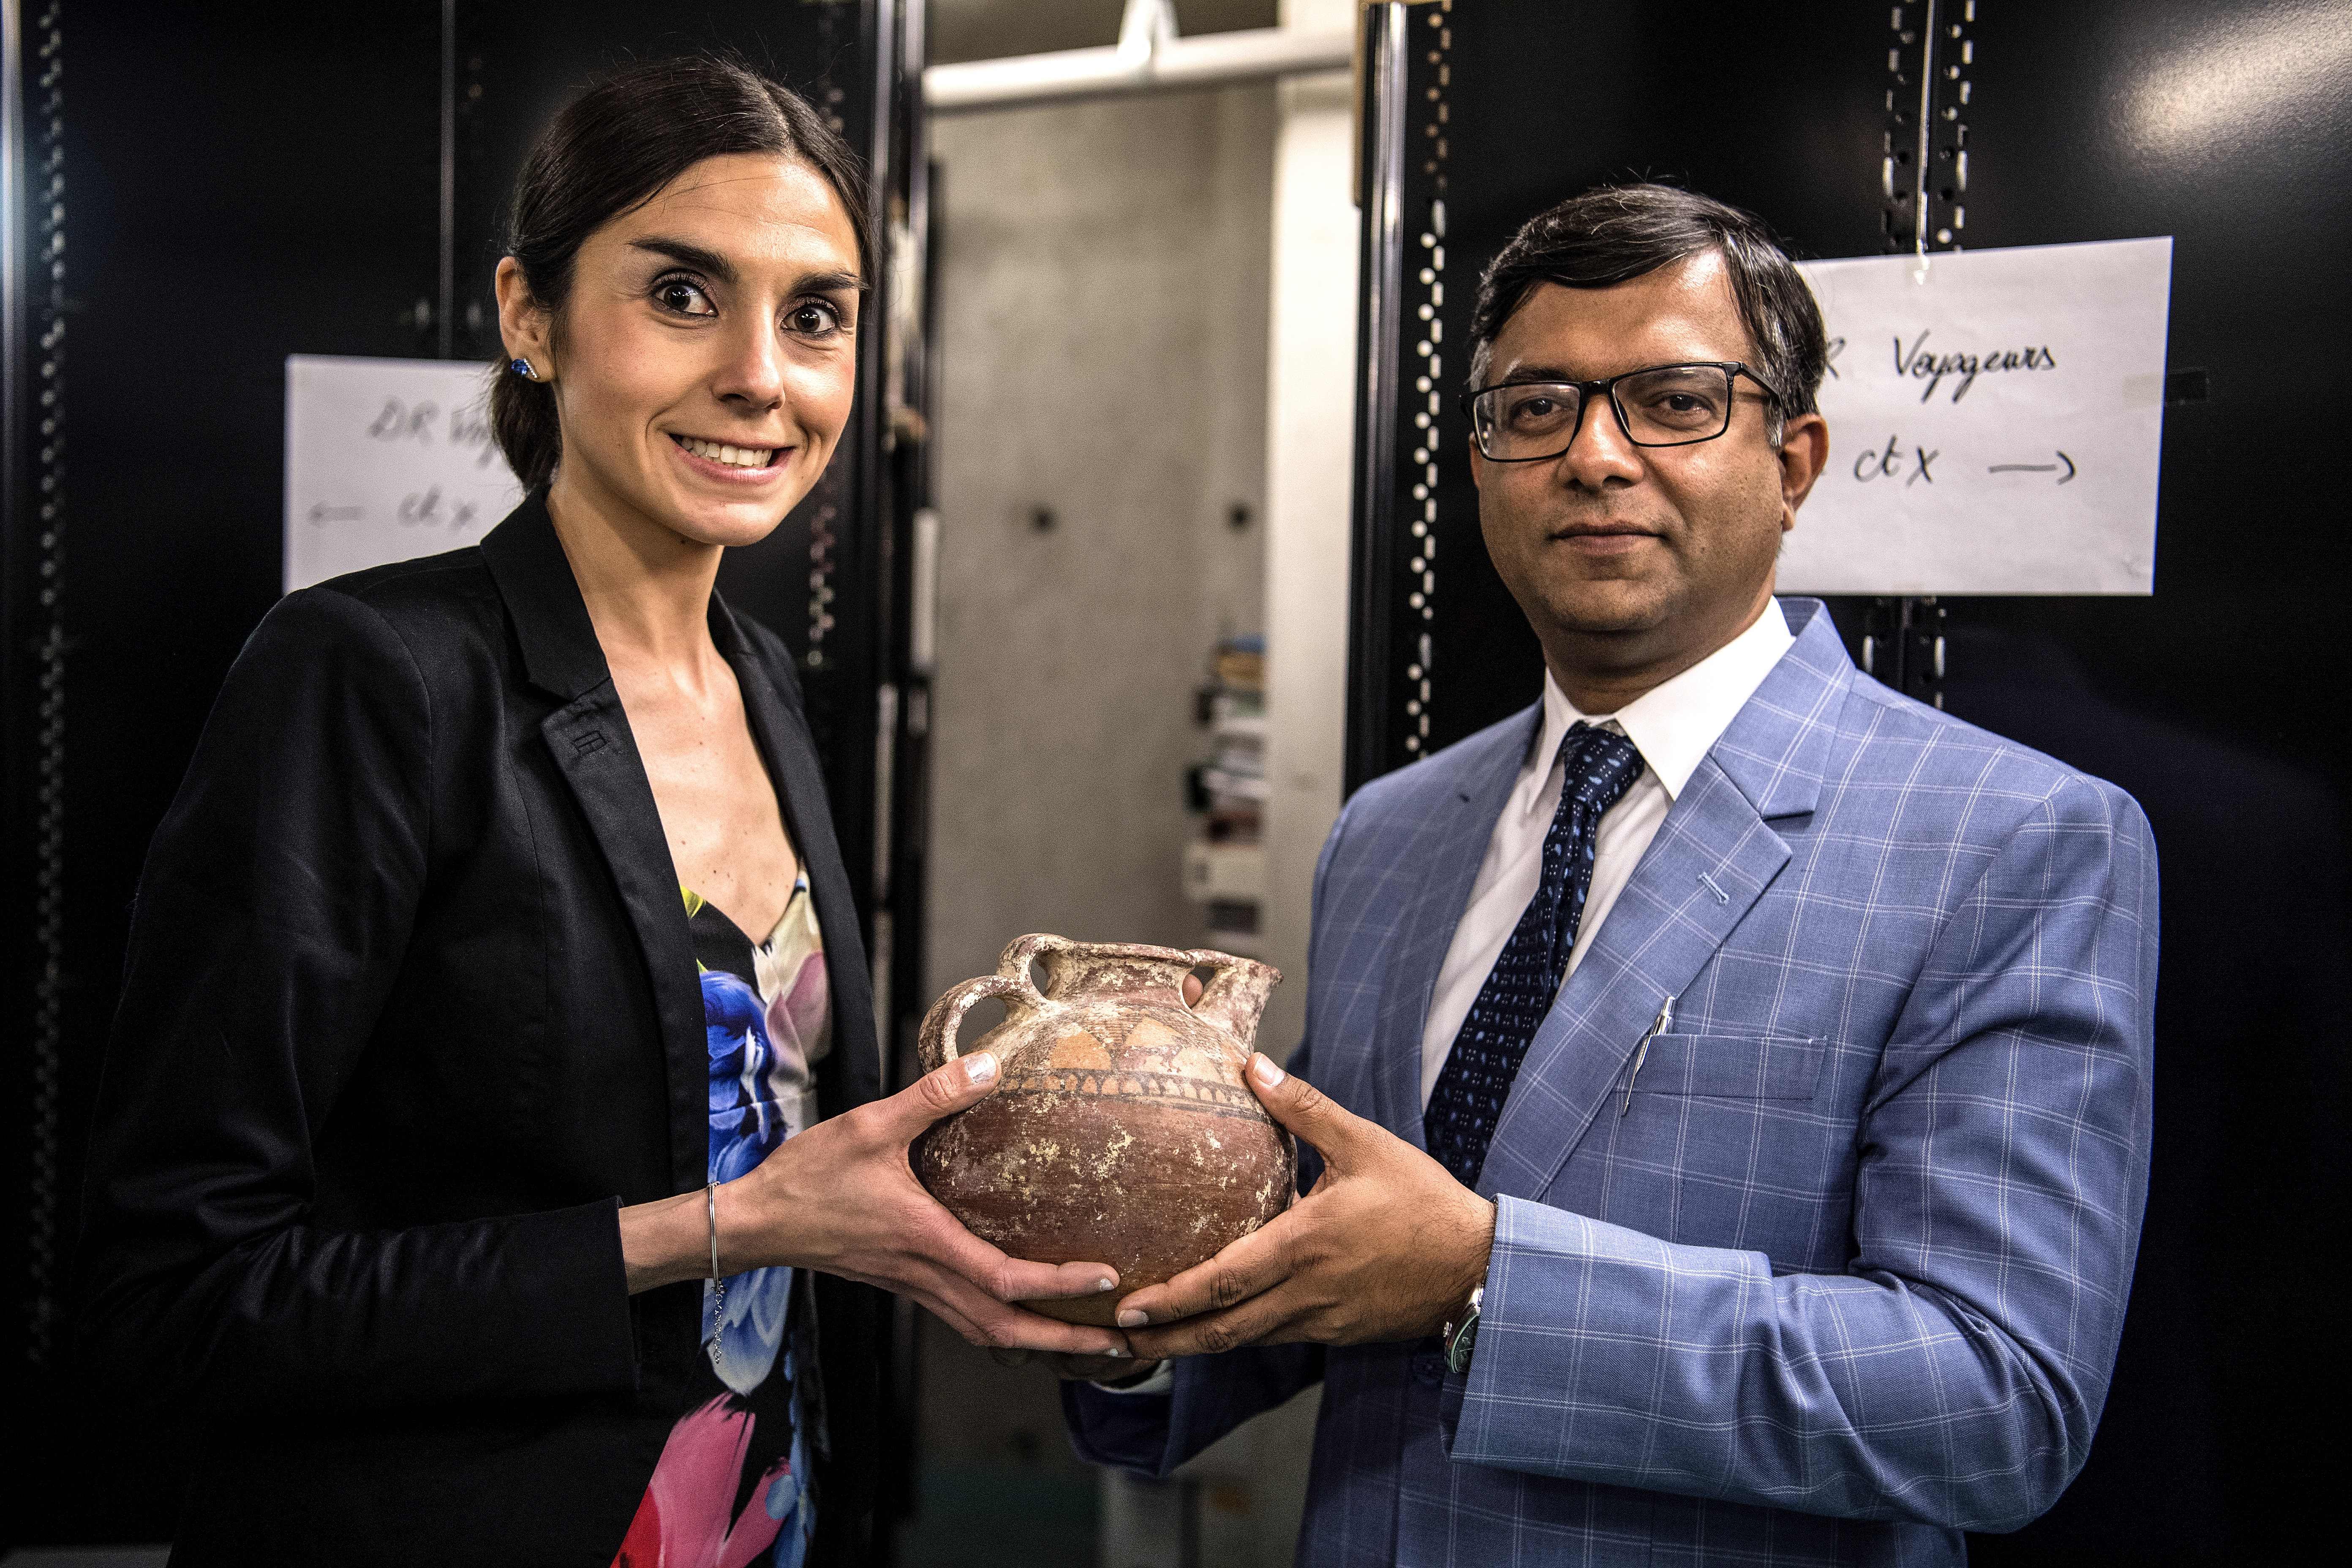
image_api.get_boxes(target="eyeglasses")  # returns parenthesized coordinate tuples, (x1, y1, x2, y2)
(1459, 362, 1780, 461)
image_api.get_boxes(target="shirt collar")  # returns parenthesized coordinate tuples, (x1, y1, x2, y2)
(1530, 598, 1797, 803)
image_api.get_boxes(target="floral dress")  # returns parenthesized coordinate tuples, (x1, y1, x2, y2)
(612, 876, 830, 1568)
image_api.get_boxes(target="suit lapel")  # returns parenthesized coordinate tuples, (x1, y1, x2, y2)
(542, 694, 713, 1195)
(1475, 600, 1852, 1201)
(482, 497, 710, 1196)
(1475, 762, 1790, 1200)
(712, 600, 882, 1115)
(1366, 706, 1539, 1142)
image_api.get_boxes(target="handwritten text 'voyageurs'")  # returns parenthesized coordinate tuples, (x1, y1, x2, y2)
(1895, 330, 2056, 405)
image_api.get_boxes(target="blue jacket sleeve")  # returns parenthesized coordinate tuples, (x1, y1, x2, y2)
(1442, 776, 2159, 1532)
(1064, 1343, 1326, 1478)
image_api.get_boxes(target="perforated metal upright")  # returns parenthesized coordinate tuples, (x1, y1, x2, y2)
(0, 0, 68, 1380)
(1862, 0, 1981, 708)
(1347, 0, 1456, 793)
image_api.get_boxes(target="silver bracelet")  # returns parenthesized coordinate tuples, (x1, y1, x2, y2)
(706, 1181, 728, 1377)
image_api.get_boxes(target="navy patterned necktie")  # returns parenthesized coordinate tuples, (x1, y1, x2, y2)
(1424, 722, 1646, 1189)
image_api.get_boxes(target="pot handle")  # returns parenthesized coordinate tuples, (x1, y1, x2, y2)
(1184, 948, 1281, 1053)
(994, 931, 1075, 983)
(917, 974, 1037, 1071)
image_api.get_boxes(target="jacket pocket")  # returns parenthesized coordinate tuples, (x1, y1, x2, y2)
(1629, 1032, 1824, 1100)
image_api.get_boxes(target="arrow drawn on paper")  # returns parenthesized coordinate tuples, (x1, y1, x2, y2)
(1987, 451, 2077, 484)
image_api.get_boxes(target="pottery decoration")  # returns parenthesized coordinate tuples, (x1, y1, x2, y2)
(914, 934, 1293, 1327)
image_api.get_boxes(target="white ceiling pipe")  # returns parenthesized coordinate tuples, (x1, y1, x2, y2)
(926, 24, 1353, 117)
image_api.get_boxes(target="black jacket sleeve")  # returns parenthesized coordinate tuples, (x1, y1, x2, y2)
(77, 586, 639, 1415)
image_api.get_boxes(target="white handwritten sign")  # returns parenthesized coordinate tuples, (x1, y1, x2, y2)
(1780, 238, 2172, 595)
(284, 355, 525, 591)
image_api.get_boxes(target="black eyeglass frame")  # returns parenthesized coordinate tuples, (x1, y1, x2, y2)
(1457, 360, 1784, 461)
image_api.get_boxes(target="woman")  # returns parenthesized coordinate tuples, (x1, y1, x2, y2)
(79, 57, 1126, 1566)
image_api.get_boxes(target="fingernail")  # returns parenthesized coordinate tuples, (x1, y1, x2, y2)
(964, 1054, 999, 1087)
(1096, 1278, 1116, 1292)
(1116, 1308, 1147, 1328)
(1251, 1053, 1285, 1088)
(1105, 1346, 1129, 1358)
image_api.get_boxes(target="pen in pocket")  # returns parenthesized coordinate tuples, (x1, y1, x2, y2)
(1620, 993, 1675, 1116)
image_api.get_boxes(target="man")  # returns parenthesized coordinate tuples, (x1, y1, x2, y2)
(1049, 184, 2157, 1566)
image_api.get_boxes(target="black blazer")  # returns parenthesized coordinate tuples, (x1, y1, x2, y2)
(78, 495, 890, 1565)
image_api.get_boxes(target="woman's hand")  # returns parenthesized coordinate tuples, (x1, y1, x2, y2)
(619, 1054, 1134, 1358)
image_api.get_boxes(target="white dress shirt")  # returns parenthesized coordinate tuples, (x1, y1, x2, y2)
(1417, 601, 1795, 1106)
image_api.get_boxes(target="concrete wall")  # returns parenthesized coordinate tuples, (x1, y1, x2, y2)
(917, 78, 1281, 1568)
(1150, 10, 1364, 1555)
(1255, 41, 1359, 1069)
(920, 18, 1358, 1557)
(926, 84, 1275, 999)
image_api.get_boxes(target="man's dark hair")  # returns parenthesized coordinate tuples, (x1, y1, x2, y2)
(1467, 183, 1827, 442)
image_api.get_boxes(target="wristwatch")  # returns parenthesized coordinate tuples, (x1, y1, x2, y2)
(1442, 1284, 1484, 1375)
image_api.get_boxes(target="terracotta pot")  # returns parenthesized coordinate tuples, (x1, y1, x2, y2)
(914, 934, 1293, 1327)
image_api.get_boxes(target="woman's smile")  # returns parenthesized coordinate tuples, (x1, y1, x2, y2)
(667, 430, 794, 483)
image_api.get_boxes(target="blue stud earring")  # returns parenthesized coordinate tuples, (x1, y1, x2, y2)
(510, 358, 539, 381)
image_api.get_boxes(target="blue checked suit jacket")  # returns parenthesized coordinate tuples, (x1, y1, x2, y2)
(1065, 599, 2158, 1567)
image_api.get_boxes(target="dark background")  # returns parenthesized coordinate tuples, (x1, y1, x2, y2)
(1352, 0, 2349, 1559)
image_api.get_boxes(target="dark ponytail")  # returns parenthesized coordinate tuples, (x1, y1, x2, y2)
(490, 55, 873, 490)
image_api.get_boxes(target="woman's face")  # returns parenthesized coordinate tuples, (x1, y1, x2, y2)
(499, 152, 863, 550)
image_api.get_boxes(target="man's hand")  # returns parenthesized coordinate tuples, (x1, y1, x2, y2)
(1115, 1054, 1495, 1358)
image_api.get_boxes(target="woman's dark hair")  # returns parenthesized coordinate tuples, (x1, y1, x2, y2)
(1467, 182, 1827, 441)
(491, 55, 873, 489)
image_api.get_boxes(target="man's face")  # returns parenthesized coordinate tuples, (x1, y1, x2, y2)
(1470, 252, 1825, 678)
